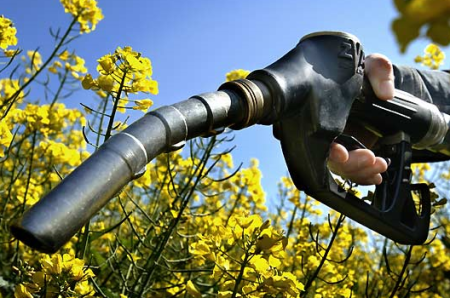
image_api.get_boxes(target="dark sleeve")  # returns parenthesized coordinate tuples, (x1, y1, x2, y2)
(394, 65, 450, 114)
(393, 65, 450, 162)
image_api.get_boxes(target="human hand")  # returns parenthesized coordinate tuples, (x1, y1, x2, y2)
(328, 54, 395, 185)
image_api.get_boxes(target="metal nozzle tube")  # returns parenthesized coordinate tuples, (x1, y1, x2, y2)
(11, 83, 269, 253)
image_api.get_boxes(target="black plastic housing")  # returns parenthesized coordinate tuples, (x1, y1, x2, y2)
(249, 32, 432, 244)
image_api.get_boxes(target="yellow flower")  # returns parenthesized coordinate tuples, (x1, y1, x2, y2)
(25, 50, 42, 72)
(83, 46, 158, 101)
(125, 53, 146, 72)
(59, 50, 70, 60)
(306, 255, 321, 270)
(63, 254, 95, 281)
(190, 239, 216, 263)
(170, 209, 179, 218)
(117, 97, 129, 113)
(60, 0, 104, 33)
(226, 69, 250, 82)
(131, 78, 158, 94)
(236, 214, 264, 236)
(74, 280, 95, 295)
(67, 55, 87, 74)
(191, 240, 211, 255)
(41, 254, 63, 275)
(48, 66, 58, 74)
(97, 74, 115, 92)
(0, 16, 18, 50)
(242, 284, 258, 295)
(32, 271, 46, 287)
(263, 272, 305, 297)
(132, 99, 153, 112)
(3, 49, 19, 57)
(415, 43, 445, 69)
(14, 284, 33, 298)
(249, 255, 270, 274)
(127, 252, 142, 263)
(186, 280, 202, 298)
(97, 53, 116, 74)
(0, 120, 13, 157)
(113, 120, 127, 131)
(82, 73, 96, 89)
(256, 233, 282, 252)
(218, 291, 234, 298)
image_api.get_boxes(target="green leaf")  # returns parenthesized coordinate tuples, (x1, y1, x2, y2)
(426, 19, 450, 46)
(392, 16, 422, 52)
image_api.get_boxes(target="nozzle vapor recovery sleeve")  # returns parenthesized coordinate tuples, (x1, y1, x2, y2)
(10, 84, 270, 253)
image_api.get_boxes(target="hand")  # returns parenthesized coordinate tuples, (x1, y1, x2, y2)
(328, 54, 395, 185)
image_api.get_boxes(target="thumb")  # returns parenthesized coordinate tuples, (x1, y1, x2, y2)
(365, 54, 395, 100)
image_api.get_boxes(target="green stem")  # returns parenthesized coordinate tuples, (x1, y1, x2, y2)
(104, 71, 127, 141)
(301, 213, 345, 297)
(13, 131, 37, 266)
(231, 251, 251, 298)
(132, 139, 216, 297)
(389, 246, 413, 298)
(20, 131, 37, 214)
(290, 195, 309, 272)
(286, 205, 298, 239)
(50, 67, 69, 108)
(0, 129, 24, 220)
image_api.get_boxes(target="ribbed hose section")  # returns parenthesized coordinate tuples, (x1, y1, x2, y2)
(10, 90, 246, 253)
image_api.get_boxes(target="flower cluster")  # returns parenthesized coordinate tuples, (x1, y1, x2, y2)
(22, 51, 43, 75)
(14, 253, 95, 298)
(415, 44, 445, 69)
(82, 46, 158, 113)
(0, 78, 23, 155)
(60, 0, 104, 33)
(48, 50, 88, 80)
(0, 16, 18, 51)
(226, 69, 250, 82)
(1, 105, 87, 208)
(0, 78, 21, 104)
(191, 213, 304, 298)
(11, 103, 86, 137)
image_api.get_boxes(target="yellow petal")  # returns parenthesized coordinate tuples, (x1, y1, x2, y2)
(186, 280, 202, 298)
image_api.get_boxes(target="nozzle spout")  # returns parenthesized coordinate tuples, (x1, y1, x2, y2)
(11, 86, 270, 253)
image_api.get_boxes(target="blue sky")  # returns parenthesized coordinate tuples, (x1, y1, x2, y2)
(3, 1, 436, 203)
